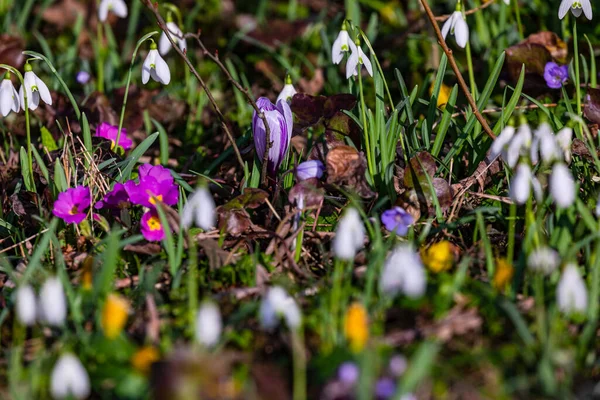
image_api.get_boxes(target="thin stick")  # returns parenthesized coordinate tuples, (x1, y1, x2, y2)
(434, 0, 497, 22)
(142, 0, 246, 173)
(419, 0, 496, 140)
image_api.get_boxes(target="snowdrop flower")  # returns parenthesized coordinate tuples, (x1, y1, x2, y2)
(505, 123, 532, 168)
(0, 74, 20, 117)
(557, 264, 588, 315)
(503, 0, 510, 3)
(181, 186, 216, 231)
(490, 125, 515, 159)
(39, 277, 67, 326)
(441, 11, 469, 48)
(15, 284, 36, 326)
(333, 207, 365, 260)
(530, 123, 562, 164)
(332, 21, 352, 64)
(550, 163, 575, 208)
(142, 41, 171, 85)
(50, 354, 91, 399)
(556, 127, 573, 163)
(158, 19, 187, 56)
(195, 301, 222, 347)
(346, 39, 373, 79)
(380, 244, 427, 299)
(259, 286, 302, 330)
(19, 63, 52, 111)
(528, 247, 560, 275)
(558, 0, 592, 20)
(276, 74, 297, 103)
(98, 0, 128, 22)
(509, 163, 542, 205)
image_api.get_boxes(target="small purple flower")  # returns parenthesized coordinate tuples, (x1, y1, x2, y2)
(96, 123, 133, 151)
(94, 183, 129, 210)
(141, 210, 165, 241)
(544, 62, 569, 89)
(125, 164, 178, 208)
(253, 97, 293, 177)
(381, 207, 414, 236)
(375, 378, 396, 399)
(338, 362, 360, 385)
(52, 186, 91, 224)
(76, 70, 91, 85)
(138, 164, 173, 183)
(296, 160, 324, 181)
(389, 355, 407, 377)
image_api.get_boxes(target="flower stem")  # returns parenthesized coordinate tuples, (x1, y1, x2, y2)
(291, 328, 307, 400)
(573, 20, 583, 139)
(465, 40, 477, 102)
(512, 0, 524, 40)
(96, 22, 105, 93)
(330, 258, 345, 344)
(357, 70, 375, 180)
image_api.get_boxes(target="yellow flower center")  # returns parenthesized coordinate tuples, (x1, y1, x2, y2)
(69, 206, 79, 215)
(147, 216, 162, 231)
(148, 194, 163, 205)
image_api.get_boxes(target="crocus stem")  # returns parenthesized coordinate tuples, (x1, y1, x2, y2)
(357, 70, 375, 181)
(291, 328, 307, 400)
(574, 20, 583, 138)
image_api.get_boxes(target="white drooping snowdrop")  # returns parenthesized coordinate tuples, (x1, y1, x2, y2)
(142, 42, 171, 85)
(558, 0, 592, 20)
(555, 127, 573, 163)
(0, 74, 20, 117)
(528, 247, 561, 275)
(98, 0, 128, 22)
(380, 244, 427, 299)
(441, 11, 469, 48)
(50, 354, 91, 399)
(332, 22, 352, 65)
(346, 40, 373, 79)
(158, 20, 187, 56)
(277, 74, 297, 103)
(509, 163, 542, 205)
(181, 186, 216, 231)
(39, 277, 67, 326)
(505, 123, 532, 168)
(15, 284, 36, 326)
(550, 162, 576, 208)
(490, 125, 515, 160)
(19, 63, 52, 111)
(557, 264, 588, 315)
(259, 286, 302, 330)
(530, 122, 562, 165)
(332, 207, 365, 260)
(195, 301, 222, 348)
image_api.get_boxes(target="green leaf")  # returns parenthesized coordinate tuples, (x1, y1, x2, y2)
(116, 132, 159, 182)
(40, 126, 58, 151)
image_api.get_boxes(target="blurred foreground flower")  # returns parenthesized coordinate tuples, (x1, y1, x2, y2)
(98, 0, 128, 22)
(50, 354, 91, 400)
(159, 20, 186, 55)
(380, 244, 427, 298)
(346, 39, 373, 79)
(338, 362, 360, 385)
(276, 74, 297, 103)
(421, 241, 454, 273)
(296, 160, 325, 181)
(76, 71, 90, 85)
(550, 163, 575, 208)
(259, 286, 301, 330)
(381, 206, 413, 236)
(141, 209, 166, 241)
(15, 284, 36, 326)
(493, 258, 514, 290)
(195, 301, 222, 348)
(429, 81, 452, 108)
(19, 63, 52, 111)
(344, 302, 369, 353)
(332, 21, 351, 64)
(181, 186, 216, 231)
(95, 122, 133, 151)
(333, 208, 365, 260)
(557, 264, 588, 315)
(101, 293, 130, 339)
(0, 74, 20, 117)
(253, 97, 293, 177)
(52, 186, 91, 224)
(558, 0, 592, 20)
(509, 163, 542, 205)
(132, 346, 160, 375)
(543, 62, 569, 89)
(142, 42, 171, 85)
(441, 10, 469, 48)
(39, 277, 67, 326)
(528, 247, 560, 275)
(530, 123, 564, 164)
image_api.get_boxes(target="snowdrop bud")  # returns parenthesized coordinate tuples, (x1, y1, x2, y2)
(98, 0, 128, 22)
(528, 247, 560, 275)
(558, 0, 592, 20)
(15, 284, 36, 326)
(195, 301, 222, 347)
(509, 164, 533, 205)
(181, 186, 216, 231)
(557, 264, 588, 315)
(380, 244, 427, 298)
(555, 127, 573, 163)
(50, 354, 91, 399)
(504, 124, 531, 168)
(39, 277, 67, 326)
(346, 39, 373, 79)
(259, 286, 302, 330)
(19, 63, 52, 111)
(550, 163, 575, 208)
(0, 74, 20, 117)
(441, 11, 469, 48)
(490, 125, 515, 159)
(531, 123, 561, 164)
(159, 20, 187, 56)
(332, 207, 365, 260)
(142, 42, 171, 85)
(332, 21, 351, 64)
(276, 74, 297, 103)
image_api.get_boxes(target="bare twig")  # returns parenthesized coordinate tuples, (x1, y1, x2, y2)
(141, 0, 246, 172)
(419, 0, 496, 140)
(434, 0, 497, 22)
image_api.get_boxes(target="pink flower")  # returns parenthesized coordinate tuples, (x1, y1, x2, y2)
(52, 186, 91, 224)
(96, 123, 133, 151)
(125, 164, 179, 208)
(141, 210, 165, 241)
(94, 183, 129, 210)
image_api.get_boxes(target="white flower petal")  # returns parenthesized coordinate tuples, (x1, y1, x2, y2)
(359, 48, 373, 77)
(35, 75, 52, 106)
(557, 264, 588, 314)
(380, 244, 426, 298)
(153, 53, 171, 85)
(111, 0, 128, 18)
(333, 208, 365, 260)
(509, 164, 532, 205)
(454, 16, 469, 48)
(39, 277, 67, 326)
(195, 301, 222, 347)
(490, 126, 515, 159)
(15, 285, 37, 326)
(98, 0, 110, 21)
(346, 50, 359, 80)
(550, 163, 575, 208)
(441, 14, 454, 40)
(158, 32, 171, 55)
(0, 81, 14, 117)
(581, 0, 593, 19)
(50, 354, 90, 400)
(558, 0, 572, 19)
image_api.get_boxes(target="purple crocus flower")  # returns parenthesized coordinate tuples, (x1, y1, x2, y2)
(125, 164, 179, 208)
(296, 160, 324, 181)
(544, 62, 569, 89)
(76, 71, 91, 85)
(96, 122, 133, 151)
(94, 183, 129, 210)
(253, 97, 293, 177)
(52, 186, 91, 224)
(141, 209, 165, 241)
(338, 362, 360, 385)
(375, 378, 396, 399)
(381, 207, 414, 236)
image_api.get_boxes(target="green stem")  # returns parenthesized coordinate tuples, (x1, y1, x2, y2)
(465, 40, 477, 101)
(97, 22, 105, 93)
(574, 20, 583, 138)
(513, 0, 524, 40)
(534, 274, 547, 345)
(357, 70, 375, 180)
(330, 258, 345, 344)
(291, 328, 307, 400)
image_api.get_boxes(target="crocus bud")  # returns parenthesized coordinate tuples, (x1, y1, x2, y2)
(557, 264, 588, 315)
(380, 244, 427, 298)
(39, 277, 67, 326)
(15, 284, 36, 326)
(50, 354, 91, 399)
(181, 186, 216, 231)
(195, 301, 222, 347)
(253, 97, 293, 177)
(276, 74, 297, 103)
(295, 160, 324, 181)
(332, 207, 365, 260)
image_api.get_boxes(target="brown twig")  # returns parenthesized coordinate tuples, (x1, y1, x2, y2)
(142, 0, 246, 173)
(451, 103, 559, 119)
(434, 0, 497, 22)
(419, 0, 496, 140)
(184, 32, 273, 185)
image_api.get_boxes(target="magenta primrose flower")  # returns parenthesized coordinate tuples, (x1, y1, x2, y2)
(52, 186, 91, 224)
(125, 164, 179, 208)
(94, 182, 129, 210)
(141, 209, 165, 241)
(96, 122, 133, 151)
(253, 97, 293, 177)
